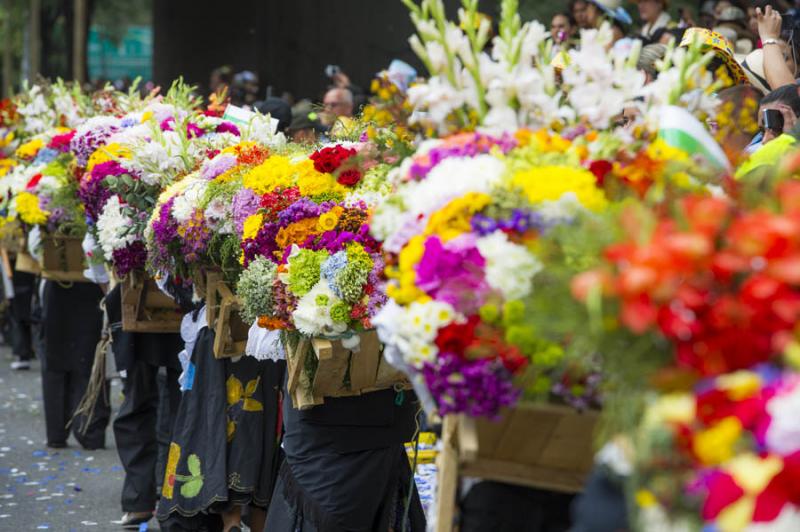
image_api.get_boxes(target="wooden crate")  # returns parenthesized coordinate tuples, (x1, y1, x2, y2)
(121, 270, 183, 333)
(435, 404, 599, 532)
(285, 330, 409, 410)
(14, 250, 41, 275)
(205, 273, 249, 359)
(40, 235, 88, 282)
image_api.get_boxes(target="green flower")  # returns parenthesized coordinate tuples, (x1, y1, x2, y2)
(315, 293, 330, 307)
(237, 257, 277, 323)
(329, 301, 351, 323)
(502, 300, 525, 325)
(287, 249, 327, 296)
(479, 303, 500, 324)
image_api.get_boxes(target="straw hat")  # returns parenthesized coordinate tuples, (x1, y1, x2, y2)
(679, 27, 749, 85)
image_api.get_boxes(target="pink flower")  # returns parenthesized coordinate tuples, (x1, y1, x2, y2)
(415, 235, 489, 313)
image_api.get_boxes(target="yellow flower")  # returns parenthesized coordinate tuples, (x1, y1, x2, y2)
(643, 393, 695, 428)
(635, 490, 657, 508)
(425, 192, 491, 241)
(532, 129, 572, 153)
(86, 142, 131, 172)
(387, 235, 428, 304)
(716, 497, 754, 532)
(646, 138, 689, 164)
(317, 206, 344, 232)
(717, 371, 762, 401)
(693, 417, 742, 466)
(15, 138, 44, 160)
(242, 213, 264, 241)
(15, 192, 49, 225)
(141, 111, 153, 123)
(243, 155, 295, 194)
(726, 453, 783, 495)
(0, 158, 16, 177)
(511, 165, 608, 212)
(295, 159, 347, 199)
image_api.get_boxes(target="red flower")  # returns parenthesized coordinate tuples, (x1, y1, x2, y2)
(702, 470, 745, 520)
(337, 169, 362, 186)
(26, 173, 42, 190)
(309, 145, 356, 174)
(588, 160, 613, 186)
(47, 130, 76, 152)
(435, 316, 480, 356)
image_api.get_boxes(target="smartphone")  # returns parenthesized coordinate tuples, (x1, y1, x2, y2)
(763, 108, 785, 133)
(325, 64, 341, 78)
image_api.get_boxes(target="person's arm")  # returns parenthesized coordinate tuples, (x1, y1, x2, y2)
(758, 6, 796, 89)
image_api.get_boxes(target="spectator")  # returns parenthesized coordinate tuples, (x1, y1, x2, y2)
(253, 97, 292, 133)
(741, 49, 773, 95)
(328, 69, 367, 112)
(698, 1, 717, 29)
(748, 1, 790, 41)
(569, 0, 592, 29)
(635, 0, 674, 41)
(288, 102, 324, 144)
(755, 6, 799, 90)
(231, 70, 259, 107)
(714, 6, 756, 55)
(758, 83, 800, 145)
(320, 87, 354, 127)
(551, 12, 577, 48)
(209, 65, 233, 95)
(679, 27, 749, 86)
(637, 43, 669, 82)
(714, 84, 764, 157)
(585, 0, 632, 30)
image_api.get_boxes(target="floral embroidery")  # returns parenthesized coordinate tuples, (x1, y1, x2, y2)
(226, 375, 263, 441)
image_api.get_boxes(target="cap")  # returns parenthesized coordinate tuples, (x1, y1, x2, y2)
(740, 49, 771, 95)
(589, 0, 633, 26)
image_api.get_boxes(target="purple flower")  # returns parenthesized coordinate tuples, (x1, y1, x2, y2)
(414, 235, 488, 313)
(200, 153, 238, 181)
(471, 209, 548, 236)
(215, 122, 241, 136)
(78, 160, 127, 223)
(186, 122, 205, 138)
(408, 132, 517, 181)
(112, 241, 147, 277)
(422, 353, 520, 418)
(232, 188, 261, 234)
(277, 198, 327, 226)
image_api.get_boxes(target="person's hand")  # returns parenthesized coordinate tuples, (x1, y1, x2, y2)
(757, 6, 783, 41)
(331, 71, 351, 89)
(761, 102, 797, 143)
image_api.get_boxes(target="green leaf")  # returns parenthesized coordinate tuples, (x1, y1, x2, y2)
(180, 477, 203, 498)
(187, 454, 202, 476)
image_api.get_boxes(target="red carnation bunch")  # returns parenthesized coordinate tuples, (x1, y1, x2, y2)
(573, 183, 800, 377)
(48, 130, 76, 153)
(434, 316, 528, 374)
(309, 144, 363, 186)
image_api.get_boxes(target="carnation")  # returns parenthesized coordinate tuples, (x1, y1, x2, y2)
(476, 231, 542, 300)
(97, 195, 137, 258)
(293, 280, 348, 336)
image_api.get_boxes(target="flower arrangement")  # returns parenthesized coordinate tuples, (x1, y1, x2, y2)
(633, 367, 800, 531)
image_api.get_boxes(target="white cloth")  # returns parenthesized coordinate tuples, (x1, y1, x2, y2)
(244, 322, 285, 361)
(177, 306, 206, 391)
(27, 226, 42, 261)
(641, 12, 672, 40)
(81, 232, 110, 284)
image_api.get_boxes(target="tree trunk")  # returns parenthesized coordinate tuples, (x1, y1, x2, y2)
(28, 0, 41, 82)
(72, 0, 87, 84)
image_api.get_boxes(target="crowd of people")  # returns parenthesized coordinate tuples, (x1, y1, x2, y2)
(5, 1, 800, 532)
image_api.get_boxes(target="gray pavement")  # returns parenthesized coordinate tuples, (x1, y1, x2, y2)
(0, 349, 145, 531)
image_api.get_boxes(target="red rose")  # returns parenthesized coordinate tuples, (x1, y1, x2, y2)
(310, 145, 356, 174)
(337, 169, 362, 186)
(47, 130, 76, 152)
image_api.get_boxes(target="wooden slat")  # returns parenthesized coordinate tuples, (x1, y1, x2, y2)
(435, 416, 459, 532)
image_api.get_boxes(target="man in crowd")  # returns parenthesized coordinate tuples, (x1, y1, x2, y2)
(569, 0, 592, 30)
(320, 87, 354, 128)
(636, 0, 674, 41)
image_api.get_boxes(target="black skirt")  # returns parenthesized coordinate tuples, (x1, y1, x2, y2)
(266, 385, 426, 532)
(156, 327, 285, 529)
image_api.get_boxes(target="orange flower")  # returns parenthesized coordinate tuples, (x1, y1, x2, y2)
(275, 218, 319, 251)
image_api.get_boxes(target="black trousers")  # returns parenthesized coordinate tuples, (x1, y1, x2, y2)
(40, 356, 111, 448)
(8, 269, 36, 360)
(114, 358, 181, 513)
(41, 281, 109, 448)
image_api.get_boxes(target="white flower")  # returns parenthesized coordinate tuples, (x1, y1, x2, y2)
(476, 231, 542, 300)
(373, 299, 459, 368)
(293, 281, 348, 337)
(96, 195, 136, 258)
(171, 179, 207, 224)
(766, 382, 800, 455)
(204, 197, 233, 233)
